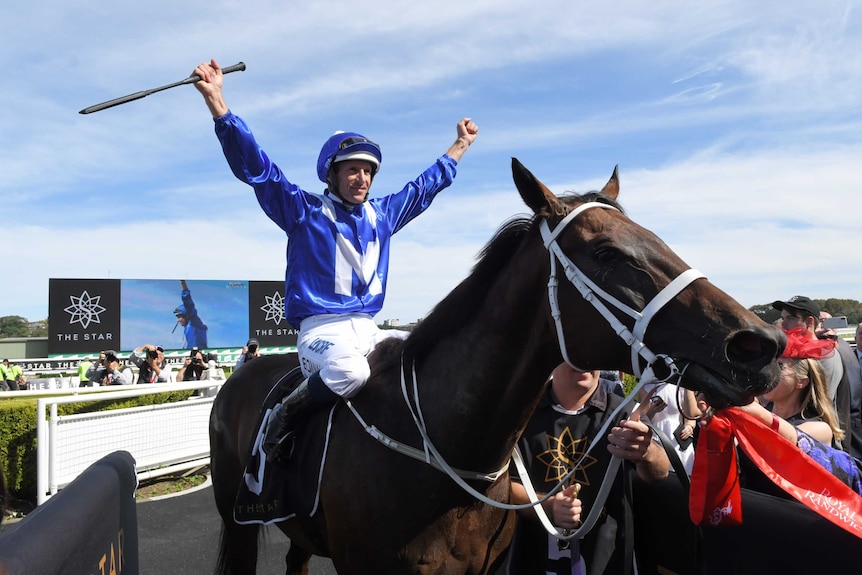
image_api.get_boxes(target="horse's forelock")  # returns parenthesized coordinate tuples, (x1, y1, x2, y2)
(557, 191, 625, 215)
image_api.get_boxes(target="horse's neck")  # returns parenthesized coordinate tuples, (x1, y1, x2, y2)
(413, 250, 560, 471)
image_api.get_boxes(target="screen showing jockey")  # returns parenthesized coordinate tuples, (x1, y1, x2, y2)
(174, 279, 209, 349)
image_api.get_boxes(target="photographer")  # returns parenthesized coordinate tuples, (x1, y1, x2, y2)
(178, 347, 207, 382)
(234, 338, 260, 371)
(85, 350, 133, 385)
(129, 344, 171, 384)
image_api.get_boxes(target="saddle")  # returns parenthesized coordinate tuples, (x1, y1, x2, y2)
(234, 368, 336, 525)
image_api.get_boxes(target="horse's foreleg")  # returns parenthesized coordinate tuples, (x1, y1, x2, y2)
(215, 521, 260, 575)
(285, 543, 312, 575)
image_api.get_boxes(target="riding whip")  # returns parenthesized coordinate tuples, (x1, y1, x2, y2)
(79, 61, 246, 114)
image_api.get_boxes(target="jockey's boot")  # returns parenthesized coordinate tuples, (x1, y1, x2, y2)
(262, 373, 319, 461)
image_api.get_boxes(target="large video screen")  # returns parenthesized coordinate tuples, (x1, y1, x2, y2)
(48, 278, 297, 355)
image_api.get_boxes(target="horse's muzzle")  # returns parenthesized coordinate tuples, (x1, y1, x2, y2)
(679, 326, 785, 408)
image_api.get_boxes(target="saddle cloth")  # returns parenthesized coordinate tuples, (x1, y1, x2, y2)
(234, 368, 336, 525)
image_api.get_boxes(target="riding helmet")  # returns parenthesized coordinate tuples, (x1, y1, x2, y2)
(316, 131, 382, 183)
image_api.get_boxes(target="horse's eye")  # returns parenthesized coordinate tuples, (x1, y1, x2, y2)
(593, 245, 618, 264)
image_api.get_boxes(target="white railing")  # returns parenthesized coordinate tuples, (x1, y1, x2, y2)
(35, 380, 225, 504)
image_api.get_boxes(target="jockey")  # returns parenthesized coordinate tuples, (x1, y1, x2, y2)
(193, 58, 479, 460)
(174, 280, 208, 350)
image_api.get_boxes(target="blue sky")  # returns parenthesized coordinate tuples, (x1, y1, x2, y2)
(1, 2, 860, 325)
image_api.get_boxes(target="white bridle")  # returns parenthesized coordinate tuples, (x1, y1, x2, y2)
(540, 201, 705, 380)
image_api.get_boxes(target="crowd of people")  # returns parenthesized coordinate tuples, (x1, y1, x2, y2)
(1, 339, 262, 390)
(500, 295, 862, 573)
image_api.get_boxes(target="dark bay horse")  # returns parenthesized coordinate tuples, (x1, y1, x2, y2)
(210, 159, 785, 574)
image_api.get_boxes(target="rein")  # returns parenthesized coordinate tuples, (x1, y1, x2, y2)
(343, 391, 509, 484)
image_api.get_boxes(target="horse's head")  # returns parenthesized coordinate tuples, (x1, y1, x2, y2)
(512, 158, 784, 408)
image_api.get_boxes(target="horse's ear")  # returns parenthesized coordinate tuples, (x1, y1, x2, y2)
(600, 165, 620, 200)
(512, 158, 561, 215)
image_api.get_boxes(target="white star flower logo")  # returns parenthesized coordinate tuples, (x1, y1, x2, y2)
(64, 290, 107, 329)
(260, 291, 285, 325)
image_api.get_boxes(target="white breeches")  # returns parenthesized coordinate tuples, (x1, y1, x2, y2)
(297, 313, 409, 398)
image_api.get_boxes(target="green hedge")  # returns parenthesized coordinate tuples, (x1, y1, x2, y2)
(0, 390, 194, 503)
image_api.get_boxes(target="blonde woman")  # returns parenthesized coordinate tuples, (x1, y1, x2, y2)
(759, 356, 844, 448)
(729, 328, 861, 496)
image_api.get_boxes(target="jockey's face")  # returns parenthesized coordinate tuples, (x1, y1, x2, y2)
(334, 160, 374, 205)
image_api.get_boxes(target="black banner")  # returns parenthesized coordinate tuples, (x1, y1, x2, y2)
(248, 280, 298, 347)
(0, 450, 139, 575)
(48, 279, 121, 355)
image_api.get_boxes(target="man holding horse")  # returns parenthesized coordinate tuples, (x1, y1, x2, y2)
(193, 58, 478, 459)
(507, 363, 670, 574)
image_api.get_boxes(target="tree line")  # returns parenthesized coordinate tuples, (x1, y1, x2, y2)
(749, 298, 862, 327)
(0, 316, 48, 339)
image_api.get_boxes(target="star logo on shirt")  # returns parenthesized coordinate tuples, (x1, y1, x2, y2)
(260, 291, 285, 325)
(64, 290, 107, 329)
(536, 427, 599, 486)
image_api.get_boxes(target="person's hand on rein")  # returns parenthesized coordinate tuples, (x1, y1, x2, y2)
(607, 405, 671, 482)
(607, 418, 654, 461)
(545, 483, 582, 529)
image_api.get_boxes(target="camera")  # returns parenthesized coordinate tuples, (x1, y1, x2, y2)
(146, 348, 159, 360)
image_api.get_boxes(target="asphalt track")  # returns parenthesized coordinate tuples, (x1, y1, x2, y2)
(137, 479, 337, 574)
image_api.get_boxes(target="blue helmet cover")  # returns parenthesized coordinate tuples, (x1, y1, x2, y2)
(316, 131, 382, 183)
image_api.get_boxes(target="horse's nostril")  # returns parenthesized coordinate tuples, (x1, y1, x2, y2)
(727, 333, 765, 363)
(725, 327, 783, 372)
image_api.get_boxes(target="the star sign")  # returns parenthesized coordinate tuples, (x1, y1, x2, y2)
(260, 291, 285, 325)
(64, 290, 107, 329)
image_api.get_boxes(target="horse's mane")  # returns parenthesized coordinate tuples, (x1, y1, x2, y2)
(404, 215, 533, 357)
(395, 190, 623, 364)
